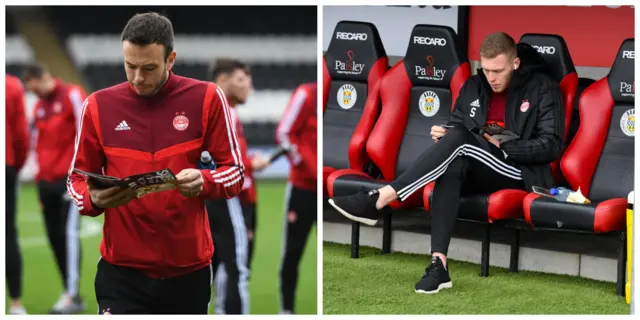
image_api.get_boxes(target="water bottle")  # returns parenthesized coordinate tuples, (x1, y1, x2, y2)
(198, 151, 215, 170)
(550, 187, 573, 202)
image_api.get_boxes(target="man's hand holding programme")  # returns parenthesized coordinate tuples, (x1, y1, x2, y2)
(175, 168, 204, 197)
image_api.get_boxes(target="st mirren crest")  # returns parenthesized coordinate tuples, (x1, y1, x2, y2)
(620, 108, 635, 137)
(337, 84, 357, 110)
(418, 91, 440, 117)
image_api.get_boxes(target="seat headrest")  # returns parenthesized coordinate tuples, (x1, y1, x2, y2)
(325, 20, 387, 82)
(519, 33, 576, 83)
(608, 38, 634, 103)
(403, 24, 467, 87)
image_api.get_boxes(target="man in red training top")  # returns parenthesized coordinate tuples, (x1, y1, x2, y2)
(254, 82, 317, 314)
(22, 64, 87, 314)
(66, 12, 244, 314)
(5, 74, 30, 315)
(207, 58, 255, 314)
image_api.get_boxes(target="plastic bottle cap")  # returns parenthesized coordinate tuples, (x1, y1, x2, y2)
(201, 151, 212, 163)
(550, 188, 558, 196)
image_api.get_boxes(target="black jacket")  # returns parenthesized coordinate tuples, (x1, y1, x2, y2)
(446, 43, 565, 191)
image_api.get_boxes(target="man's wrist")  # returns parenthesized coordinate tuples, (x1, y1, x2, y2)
(198, 169, 212, 197)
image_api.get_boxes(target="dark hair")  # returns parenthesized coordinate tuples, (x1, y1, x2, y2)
(121, 12, 175, 60)
(22, 62, 49, 82)
(480, 32, 517, 59)
(209, 58, 251, 82)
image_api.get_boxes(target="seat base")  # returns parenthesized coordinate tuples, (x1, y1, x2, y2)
(424, 187, 528, 222)
(523, 193, 627, 233)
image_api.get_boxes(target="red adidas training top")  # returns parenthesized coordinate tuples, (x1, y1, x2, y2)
(276, 82, 318, 192)
(33, 78, 87, 182)
(5, 75, 30, 170)
(67, 72, 245, 279)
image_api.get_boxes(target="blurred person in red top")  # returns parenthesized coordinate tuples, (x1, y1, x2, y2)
(253, 81, 317, 314)
(66, 12, 244, 314)
(22, 64, 87, 314)
(5, 74, 30, 315)
(207, 59, 254, 314)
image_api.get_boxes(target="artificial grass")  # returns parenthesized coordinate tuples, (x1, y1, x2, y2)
(323, 242, 629, 315)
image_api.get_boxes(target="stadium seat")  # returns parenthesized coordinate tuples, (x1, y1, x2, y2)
(323, 21, 388, 196)
(523, 39, 635, 233)
(328, 24, 470, 209)
(422, 35, 578, 223)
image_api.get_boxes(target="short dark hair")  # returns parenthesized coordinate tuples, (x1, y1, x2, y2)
(22, 62, 49, 82)
(480, 32, 517, 59)
(209, 59, 251, 82)
(121, 12, 175, 60)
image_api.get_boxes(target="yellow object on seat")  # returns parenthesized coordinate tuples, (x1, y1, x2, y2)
(626, 191, 633, 305)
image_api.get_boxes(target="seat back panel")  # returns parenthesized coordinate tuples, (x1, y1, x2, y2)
(368, 24, 469, 180)
(324, 81, 369, 169)
(396, 86, 452, 175)
(323, 20, 387, 171)
(590, 103, 634, 202)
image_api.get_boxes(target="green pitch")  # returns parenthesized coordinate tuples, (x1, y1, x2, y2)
(323, 242, 629, 315)
(5, 180, 317, 315)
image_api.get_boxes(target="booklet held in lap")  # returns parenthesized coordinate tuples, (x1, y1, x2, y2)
(73, 168, 178, 198)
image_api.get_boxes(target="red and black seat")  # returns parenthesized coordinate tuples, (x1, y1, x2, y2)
(328, 24, 470, 209)
(523, 39, 634, 233)
(422, 34, 579, 223)
(323, 21, 388, 196)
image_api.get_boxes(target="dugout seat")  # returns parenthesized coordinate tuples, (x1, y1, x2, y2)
(323, 21, 388, 196)
(421, 35, 578, 223)
(523, 39, 635, 233)
(328, 24, 470, 209)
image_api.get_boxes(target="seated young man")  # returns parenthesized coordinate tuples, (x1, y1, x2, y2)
(329, 32, 565, 294)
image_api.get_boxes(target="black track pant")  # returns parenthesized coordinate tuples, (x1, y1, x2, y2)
(388, 127, 525, 255)
(279, 184, 317, 313)
(6, 166, 22, 299)
(243, 202, 257, 271)
(37, 177, 82, 296)
(207, 197, 250, 314)
(95, 259, 212, 314)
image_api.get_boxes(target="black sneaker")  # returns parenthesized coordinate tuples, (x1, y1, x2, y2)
(414, 256, 452, 294)
(327, 188, 380, 226)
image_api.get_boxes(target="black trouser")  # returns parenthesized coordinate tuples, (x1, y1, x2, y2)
(6, 165, 22, 299)
(280, 185, 317, 313)
(37, 177, 82, 296)
(207, 197, 250, 314)
(389, 127, 525, 255)
(95, 258, 212, 314)
(243, 202, 257, 271)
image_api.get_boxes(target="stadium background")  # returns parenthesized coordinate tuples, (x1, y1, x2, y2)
(5, 5, 317, 314)
(322, 5, 634, 314)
